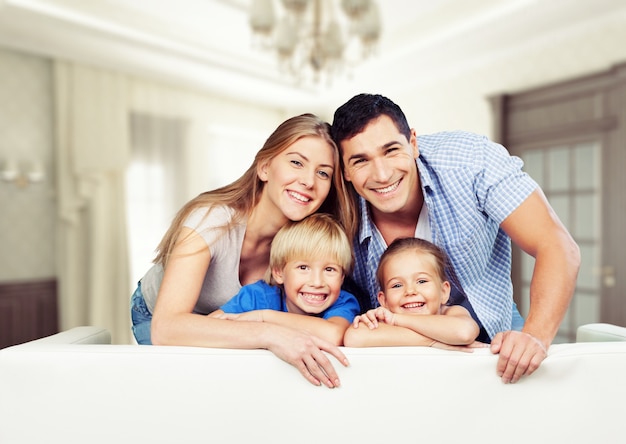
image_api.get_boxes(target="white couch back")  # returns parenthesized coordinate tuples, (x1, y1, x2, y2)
(1, 327, 624, 444)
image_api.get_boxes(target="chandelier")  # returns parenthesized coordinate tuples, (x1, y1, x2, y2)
(249, 0, 381, 85)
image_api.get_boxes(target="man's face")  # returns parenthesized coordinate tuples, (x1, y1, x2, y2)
(340, 115, 419, 215)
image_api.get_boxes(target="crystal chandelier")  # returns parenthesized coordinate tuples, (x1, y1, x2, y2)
(249, 0, 381, 85)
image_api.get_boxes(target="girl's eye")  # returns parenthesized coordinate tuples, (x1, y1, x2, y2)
(417, 279, 427, 284)
(390, 283, 402, 289)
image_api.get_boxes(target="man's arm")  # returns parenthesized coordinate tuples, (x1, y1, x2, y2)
(494, 188, 581, 382)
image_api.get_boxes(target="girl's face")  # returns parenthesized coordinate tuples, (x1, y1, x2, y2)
(272, 257, 344, 315)
(377, 250, 450, 315)
(258, 136, 335, 222)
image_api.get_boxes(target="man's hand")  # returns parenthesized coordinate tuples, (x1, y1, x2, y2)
(490, 330, 548, 383)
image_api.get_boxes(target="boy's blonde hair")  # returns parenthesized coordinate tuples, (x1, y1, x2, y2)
(265, 213, 353, 285)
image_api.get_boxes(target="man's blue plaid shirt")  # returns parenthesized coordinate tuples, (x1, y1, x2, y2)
(351, 130, 537, 339)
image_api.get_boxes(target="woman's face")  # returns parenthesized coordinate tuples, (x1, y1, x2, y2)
(258, 136, 335, 222)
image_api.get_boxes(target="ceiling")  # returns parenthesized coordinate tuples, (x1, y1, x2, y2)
(1, 0, 625, 110)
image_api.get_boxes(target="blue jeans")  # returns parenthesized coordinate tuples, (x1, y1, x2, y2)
(130, 282, 152, 345)
(511, 301, 525, 331)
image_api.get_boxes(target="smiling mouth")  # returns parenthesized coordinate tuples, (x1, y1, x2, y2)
(300, 292, 328, 305)
(288, 191, 311, 203)
(402, 302, 425, 309)
(373, 179, 400, 195)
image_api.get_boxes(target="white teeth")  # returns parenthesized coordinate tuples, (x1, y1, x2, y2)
(301, 293, 326, 301)
(403, 302, 425, 309)
(375, 181, 399, 194)
(288, 191, 310, 202)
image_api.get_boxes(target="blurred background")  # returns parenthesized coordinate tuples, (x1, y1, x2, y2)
(1, 0, 625, 345)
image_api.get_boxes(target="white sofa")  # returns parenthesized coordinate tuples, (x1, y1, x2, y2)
(1, 324, 625, 444)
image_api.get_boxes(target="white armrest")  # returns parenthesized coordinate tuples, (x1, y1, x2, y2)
(16, 326, 111, 346)
(576, 323, 626, 342)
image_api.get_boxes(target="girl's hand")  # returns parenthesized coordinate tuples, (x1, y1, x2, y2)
(352, 307, 396, 329)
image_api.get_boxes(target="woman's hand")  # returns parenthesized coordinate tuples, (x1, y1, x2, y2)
(265, 326, 349, 389)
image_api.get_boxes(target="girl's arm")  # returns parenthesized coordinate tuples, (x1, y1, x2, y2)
(343, 322, 474, 351)
(344, 305, 479, 347)
(151, 228, 348, 388)
(391, 306, 480, 345)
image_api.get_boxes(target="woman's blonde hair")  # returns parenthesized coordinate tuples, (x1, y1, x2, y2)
(265, 213, 353, 285)
(154, 113, 357, 267)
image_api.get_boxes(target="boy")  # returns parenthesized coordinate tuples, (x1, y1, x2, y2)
(211, 213, 359, 346)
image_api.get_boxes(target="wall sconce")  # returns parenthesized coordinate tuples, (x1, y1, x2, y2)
(0, 159, 46, 188)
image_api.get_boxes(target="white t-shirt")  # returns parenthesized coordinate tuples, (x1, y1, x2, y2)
(140, 205, 246, 315)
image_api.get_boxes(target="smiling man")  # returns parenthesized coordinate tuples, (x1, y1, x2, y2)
(331, 93, 580, 384)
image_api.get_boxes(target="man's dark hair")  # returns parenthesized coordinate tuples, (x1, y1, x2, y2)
(331, 93, 412, 146)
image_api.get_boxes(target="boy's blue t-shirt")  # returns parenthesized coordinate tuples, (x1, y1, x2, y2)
(220, 280, 360, 322)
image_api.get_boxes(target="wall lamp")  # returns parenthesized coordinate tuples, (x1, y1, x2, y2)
(0, 159, 46, 188)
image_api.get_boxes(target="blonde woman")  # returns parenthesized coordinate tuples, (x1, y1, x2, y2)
(130, 114, 356, 388)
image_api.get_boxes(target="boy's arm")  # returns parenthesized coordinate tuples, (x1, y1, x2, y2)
(260, 311, 349, 346)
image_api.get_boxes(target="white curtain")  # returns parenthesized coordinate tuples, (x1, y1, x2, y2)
(54, 61, 132, 344)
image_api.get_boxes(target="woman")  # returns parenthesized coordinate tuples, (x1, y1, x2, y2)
(130, 113, 356, 388)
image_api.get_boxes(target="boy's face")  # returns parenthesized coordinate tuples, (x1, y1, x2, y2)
(377, 250, 450, 315)
(272, 258, 344, 315)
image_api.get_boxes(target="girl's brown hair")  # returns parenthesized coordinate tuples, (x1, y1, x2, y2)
(376, 237, 448, 289)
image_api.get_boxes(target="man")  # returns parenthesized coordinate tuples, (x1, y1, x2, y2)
(331, 93, 580, 383)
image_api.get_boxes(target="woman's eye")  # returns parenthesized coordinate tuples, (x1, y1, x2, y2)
(317, 170, 331, 179)
(291, 159, 303, 167)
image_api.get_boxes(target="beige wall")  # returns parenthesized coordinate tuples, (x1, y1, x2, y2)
(0, 49, 55, 281)
(1, 6, 626, 283)
(396, 12, 626, 138)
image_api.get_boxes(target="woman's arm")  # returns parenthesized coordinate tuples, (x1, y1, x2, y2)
(151, 228, 348, 388)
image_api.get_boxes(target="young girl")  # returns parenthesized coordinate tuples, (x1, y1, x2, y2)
(211, 213, 360, 346)
(130, 114, 357, 388)
(343, 237, 481, 349)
